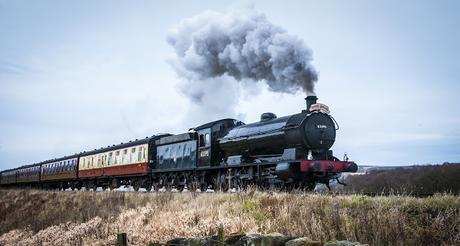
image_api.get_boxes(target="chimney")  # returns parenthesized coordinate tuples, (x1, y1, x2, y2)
(305, 96, 318, 113)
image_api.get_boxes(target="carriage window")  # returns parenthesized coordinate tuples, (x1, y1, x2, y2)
(199, 134, 205, 147)
(122, 149, 127, 164)
(108, 153, 113, 165)
(205, 133, 210, 146)
(130, 148, 135, 163)
(115, 151, 120, 164)
(138, 147, 142, 161)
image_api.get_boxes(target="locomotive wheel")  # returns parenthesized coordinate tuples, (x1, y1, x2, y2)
(231, 177, 242, 192)
(90, 182, 97, 191)
(210, 176, 219, 191)
(133, 182, 140, 192)
(177, 175, 187, 192)
(189, 179, 199, 192)
(109, 179, 119, 190)
(145, 183, 152, 192)
(158, 177, 166, 191)
(292, 182, 305, 193)
(242, 181, 249, 191)
(177, 185, 185, 192)
(282, 183, 294, 192)
(257, 181, 270, 191)
(152, 182, 160, 192)
(220, 175, 229, 192)
(164, 176, 172, 192)
(303, 182, 316, 191)
(270, 182, 284, 192)
(199, 183, 207, 192)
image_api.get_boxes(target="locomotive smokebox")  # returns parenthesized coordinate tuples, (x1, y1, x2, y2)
(305, 96, 318, 113)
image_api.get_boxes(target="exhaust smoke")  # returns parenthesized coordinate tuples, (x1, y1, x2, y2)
(167, 9, 318, 101)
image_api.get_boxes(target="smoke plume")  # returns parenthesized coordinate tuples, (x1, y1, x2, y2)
(167, 10, 318, 99)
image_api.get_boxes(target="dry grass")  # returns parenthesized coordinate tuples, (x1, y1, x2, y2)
(0, 189, 459, 245)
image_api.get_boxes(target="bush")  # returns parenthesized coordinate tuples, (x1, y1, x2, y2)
(345, 163, 460, 195)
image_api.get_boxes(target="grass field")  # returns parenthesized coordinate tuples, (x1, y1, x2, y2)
(0, 189, 458, 245)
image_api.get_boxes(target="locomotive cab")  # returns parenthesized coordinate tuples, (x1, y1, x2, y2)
(192, 119, 244, 167)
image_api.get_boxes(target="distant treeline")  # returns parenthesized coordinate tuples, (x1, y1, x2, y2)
(344, 163, 460, 194)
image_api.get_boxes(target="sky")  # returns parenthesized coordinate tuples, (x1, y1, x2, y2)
(0, 0, 459, 170)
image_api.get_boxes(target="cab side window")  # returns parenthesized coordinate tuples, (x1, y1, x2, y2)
(199, 135, 205, 147)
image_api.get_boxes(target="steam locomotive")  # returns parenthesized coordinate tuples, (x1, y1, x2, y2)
(0, 96, 357, 191)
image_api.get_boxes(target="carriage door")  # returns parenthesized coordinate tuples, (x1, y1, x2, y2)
(197, 128, 211, 167)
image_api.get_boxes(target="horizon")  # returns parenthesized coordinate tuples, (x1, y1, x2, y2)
(1, 1, 460, 170)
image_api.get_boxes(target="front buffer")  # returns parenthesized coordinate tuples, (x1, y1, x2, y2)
(275, 159, 358, 190)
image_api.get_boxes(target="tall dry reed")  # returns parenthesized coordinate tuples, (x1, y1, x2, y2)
(0, 189, 458, 245)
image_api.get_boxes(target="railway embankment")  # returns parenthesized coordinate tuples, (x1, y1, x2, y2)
(0, 189, 458, 245)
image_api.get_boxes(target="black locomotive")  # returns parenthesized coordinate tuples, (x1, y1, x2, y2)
(0, 97, 357, 191)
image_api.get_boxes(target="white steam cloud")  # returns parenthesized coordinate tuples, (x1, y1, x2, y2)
(167, 10, 318, 102)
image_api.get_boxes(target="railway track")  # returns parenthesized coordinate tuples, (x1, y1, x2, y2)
(0, 186, 439, 197)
